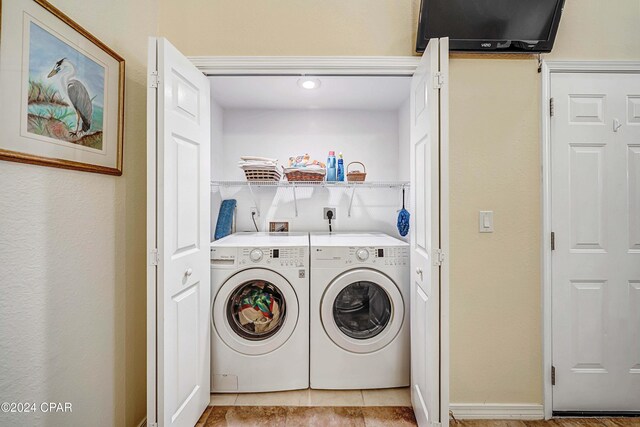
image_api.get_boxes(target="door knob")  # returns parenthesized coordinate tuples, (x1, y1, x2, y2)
(416, 268, 423, 277)
(185, 268, 193, 277)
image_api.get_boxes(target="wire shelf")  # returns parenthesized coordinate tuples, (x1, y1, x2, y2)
(211, 180, 409, 189)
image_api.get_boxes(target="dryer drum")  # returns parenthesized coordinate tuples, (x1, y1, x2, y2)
(226, 280, 287, 341)
(332, 281, 392, 340)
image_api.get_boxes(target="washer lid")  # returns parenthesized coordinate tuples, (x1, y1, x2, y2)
(213, 268, 299, 356)
(320, 268, 404, 354)
(211, 232, 309, 248)
(310, 232, 408, 248)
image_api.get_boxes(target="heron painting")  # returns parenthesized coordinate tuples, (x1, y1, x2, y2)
(26, 22, 105, 150)
(47, 58, 93, 137)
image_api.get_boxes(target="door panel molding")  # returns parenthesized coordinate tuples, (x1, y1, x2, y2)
(541, 60, 640, 419)
(409, 38, 448, 427)
(148, 37, 211, 427)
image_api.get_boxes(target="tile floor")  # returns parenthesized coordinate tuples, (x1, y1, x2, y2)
(196, 405, 417, 426)
(197, 410, 640, 427)
(209, 387, 412, 407)
(454, 420, 640, 427)
(197, 406, 640, 427)
(205, 389, 639, 426)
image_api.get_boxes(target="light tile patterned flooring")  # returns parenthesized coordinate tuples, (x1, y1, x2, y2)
(198, 406, 640, 427)
(209, 387, 412, 407)
(204, 389, 640, 426)
(197, 405, 416, 426)
(454, 420, 640, 427)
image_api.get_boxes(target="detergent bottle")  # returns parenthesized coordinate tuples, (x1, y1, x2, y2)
(326, 151, 337, 181)
(337, 152, 345, 181)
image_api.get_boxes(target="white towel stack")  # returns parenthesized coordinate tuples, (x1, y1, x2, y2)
(238, 156, 279, 172)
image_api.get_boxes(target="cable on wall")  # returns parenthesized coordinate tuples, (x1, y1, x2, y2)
(251, 211, 259, 232)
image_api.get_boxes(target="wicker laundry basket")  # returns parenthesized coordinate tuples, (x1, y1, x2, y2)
(243, 168, 281, 182)
(346, 162, 367, 182)
(283, 168, 326, 182)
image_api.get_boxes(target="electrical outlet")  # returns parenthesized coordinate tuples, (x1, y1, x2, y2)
(250, 207, 259, 217)
(323, 207, 336, 220)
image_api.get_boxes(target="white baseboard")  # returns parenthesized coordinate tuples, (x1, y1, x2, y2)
(136, 417, 147, 427)
(449, 403, 544, 420)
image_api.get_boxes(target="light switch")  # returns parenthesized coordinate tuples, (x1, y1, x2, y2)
(479, 211, 494, 233)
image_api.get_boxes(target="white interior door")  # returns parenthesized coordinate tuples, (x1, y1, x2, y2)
(147, 37, 211, 427)
(551, 72, 640, 412)
(410, 37, 448, 427)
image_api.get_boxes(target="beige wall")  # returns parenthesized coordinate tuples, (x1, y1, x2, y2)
(548, 0, 640, 60)
(448, 57, 543, 403)
(449, 0, 640, 405)
(159, 0, 418, 56)
(0, 0, 156, 425)
(158, 0, 640, 406)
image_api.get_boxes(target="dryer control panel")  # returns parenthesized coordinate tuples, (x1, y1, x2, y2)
(211, 246, 307, 268)
(312, 246, 409, 268)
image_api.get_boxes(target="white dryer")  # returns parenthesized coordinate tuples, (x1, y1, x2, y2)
(310, 233, 410, 389)
(210, 232, 309, 393)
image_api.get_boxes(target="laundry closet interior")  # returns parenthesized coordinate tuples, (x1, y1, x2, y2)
(147, 37, 447, 427)
(207, 74, 418, 393)
(208, 75, 412, 235)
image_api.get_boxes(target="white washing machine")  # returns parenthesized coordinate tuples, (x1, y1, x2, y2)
(210, 232, 309, 393)
(310, 232, 410, 389)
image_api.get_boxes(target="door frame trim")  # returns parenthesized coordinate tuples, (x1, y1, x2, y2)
(189, 56, 421, 76)
(191, 55, 449, 426)
(146, 37, 159, 427)
(540, 60, 640, 420)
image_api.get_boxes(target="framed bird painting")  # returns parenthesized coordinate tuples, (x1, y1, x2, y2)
(0, 0, 125, 175)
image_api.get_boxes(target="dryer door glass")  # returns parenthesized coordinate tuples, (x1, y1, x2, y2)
(332, 281, 391, 340)
(226, 280, 287, 341)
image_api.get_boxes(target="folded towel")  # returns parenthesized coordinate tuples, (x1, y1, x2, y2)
(283, 167, 325, 175)
(240, 156, 278, 163)
(238, 156, 279, 174)
(238, 161, 278, 167)
(214, 199, 236, 240)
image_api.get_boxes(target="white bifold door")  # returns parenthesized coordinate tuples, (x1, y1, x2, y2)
(147, 38, 211, 427)
(146, 35, 449, 426)
(551, 72, 640, 412)
(410, 38, 449, 426)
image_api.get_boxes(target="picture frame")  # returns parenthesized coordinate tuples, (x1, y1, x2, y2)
(0, 0, 125, 175)
(269, 222, 290, 233)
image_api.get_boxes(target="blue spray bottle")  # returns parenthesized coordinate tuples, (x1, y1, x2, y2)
(337, 152, 345, 181)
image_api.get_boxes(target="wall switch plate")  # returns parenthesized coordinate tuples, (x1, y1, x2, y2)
(479, 211, 494, 233)
(323, 207, 336, 220)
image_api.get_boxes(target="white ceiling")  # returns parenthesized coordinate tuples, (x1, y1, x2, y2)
(209, 76, 411, 110)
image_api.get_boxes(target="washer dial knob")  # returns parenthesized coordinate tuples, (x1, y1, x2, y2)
(356, 248, 369, 261)
(249, 249, 263, 262)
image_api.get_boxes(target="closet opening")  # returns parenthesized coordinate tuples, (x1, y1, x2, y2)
(207, 75, 412, 240)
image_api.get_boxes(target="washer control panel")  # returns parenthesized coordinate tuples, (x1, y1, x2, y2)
(241, 247, 306, 267)
(212, 246, 307, 268)
(356, 248, 370, 261)
(312, 246, 409, 267)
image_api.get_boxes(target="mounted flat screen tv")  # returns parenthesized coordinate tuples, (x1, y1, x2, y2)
(416, 0, 565, 53)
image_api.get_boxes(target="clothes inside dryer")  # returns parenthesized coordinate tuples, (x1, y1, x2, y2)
(227, 280, 286, 340)
(332, 281, 391, 340)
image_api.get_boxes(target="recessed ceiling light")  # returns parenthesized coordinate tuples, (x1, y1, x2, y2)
(298, 77, 321, 90)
